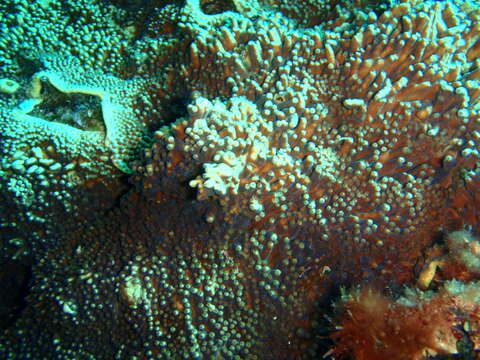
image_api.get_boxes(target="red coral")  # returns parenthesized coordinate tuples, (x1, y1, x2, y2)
(330, 288, 463, 360)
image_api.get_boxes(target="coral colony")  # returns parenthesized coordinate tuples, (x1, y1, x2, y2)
(0, 0, 480, 359)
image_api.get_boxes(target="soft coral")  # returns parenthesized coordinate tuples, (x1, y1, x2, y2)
(329, 283, 479, 360)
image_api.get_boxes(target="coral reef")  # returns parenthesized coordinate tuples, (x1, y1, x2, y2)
(0, 0, 479, 359)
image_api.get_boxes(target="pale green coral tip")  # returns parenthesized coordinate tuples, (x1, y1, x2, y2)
(0, 78, 20, 94)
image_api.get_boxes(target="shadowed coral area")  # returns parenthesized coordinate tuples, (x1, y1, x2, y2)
(0, 0, 479, 359)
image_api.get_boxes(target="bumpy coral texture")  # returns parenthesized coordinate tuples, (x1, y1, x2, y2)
(0, 0, 479, 358)
(331, 280, 480, 360)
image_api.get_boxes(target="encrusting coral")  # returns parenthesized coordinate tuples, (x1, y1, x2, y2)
(0, 0, 479, 359)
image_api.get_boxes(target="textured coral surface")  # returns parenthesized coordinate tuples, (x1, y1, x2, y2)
(0, 0, 479, 359)
(331, 279, 480, 360)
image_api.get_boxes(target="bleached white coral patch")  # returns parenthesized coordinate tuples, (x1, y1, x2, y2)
(185, 95, 341, 208)
(197, 155, 247, 196)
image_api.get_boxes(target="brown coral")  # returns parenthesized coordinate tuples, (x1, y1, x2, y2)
(331, 282, 480, 360)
